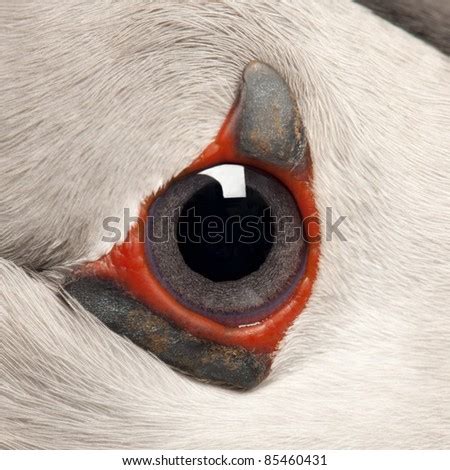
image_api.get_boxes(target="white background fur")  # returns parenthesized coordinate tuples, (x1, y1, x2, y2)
(1, 0, 449, 448)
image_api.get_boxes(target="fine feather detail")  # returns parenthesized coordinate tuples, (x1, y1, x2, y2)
(0, 0, 449, 449)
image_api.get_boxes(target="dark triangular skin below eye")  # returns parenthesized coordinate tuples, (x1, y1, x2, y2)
(65, 277, 271, 389)
(65, 61, 320, 390)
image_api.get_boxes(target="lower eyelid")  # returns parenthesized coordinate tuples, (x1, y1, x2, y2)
(65, 276, 273, 389)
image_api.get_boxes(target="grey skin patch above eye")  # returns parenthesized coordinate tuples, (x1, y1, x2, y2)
(65, 277, 272, 390)
(236, 61, 307, 169)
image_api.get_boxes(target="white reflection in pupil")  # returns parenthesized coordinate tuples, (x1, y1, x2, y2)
(200, 164, 246, 198)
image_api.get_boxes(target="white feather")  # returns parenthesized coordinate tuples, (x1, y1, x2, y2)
(0, 0, 449, 448)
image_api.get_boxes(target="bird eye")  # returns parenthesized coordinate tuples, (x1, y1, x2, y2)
(146, 164, 305, 327)
(65, 61, 320, 389)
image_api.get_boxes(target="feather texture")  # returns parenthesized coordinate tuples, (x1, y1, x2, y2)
(0, 0, 449, 448)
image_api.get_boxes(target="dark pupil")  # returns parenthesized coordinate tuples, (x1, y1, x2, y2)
(177, 179, 274, 282)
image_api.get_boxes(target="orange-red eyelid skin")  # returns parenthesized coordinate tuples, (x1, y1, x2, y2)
(82, 103, 320, 354)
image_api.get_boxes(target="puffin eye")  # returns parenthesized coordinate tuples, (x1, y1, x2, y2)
(146, 164, 305, 326)
(65, 61, 320, 389)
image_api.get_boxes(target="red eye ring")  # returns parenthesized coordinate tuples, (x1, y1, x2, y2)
(80, 106, 320, 354)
